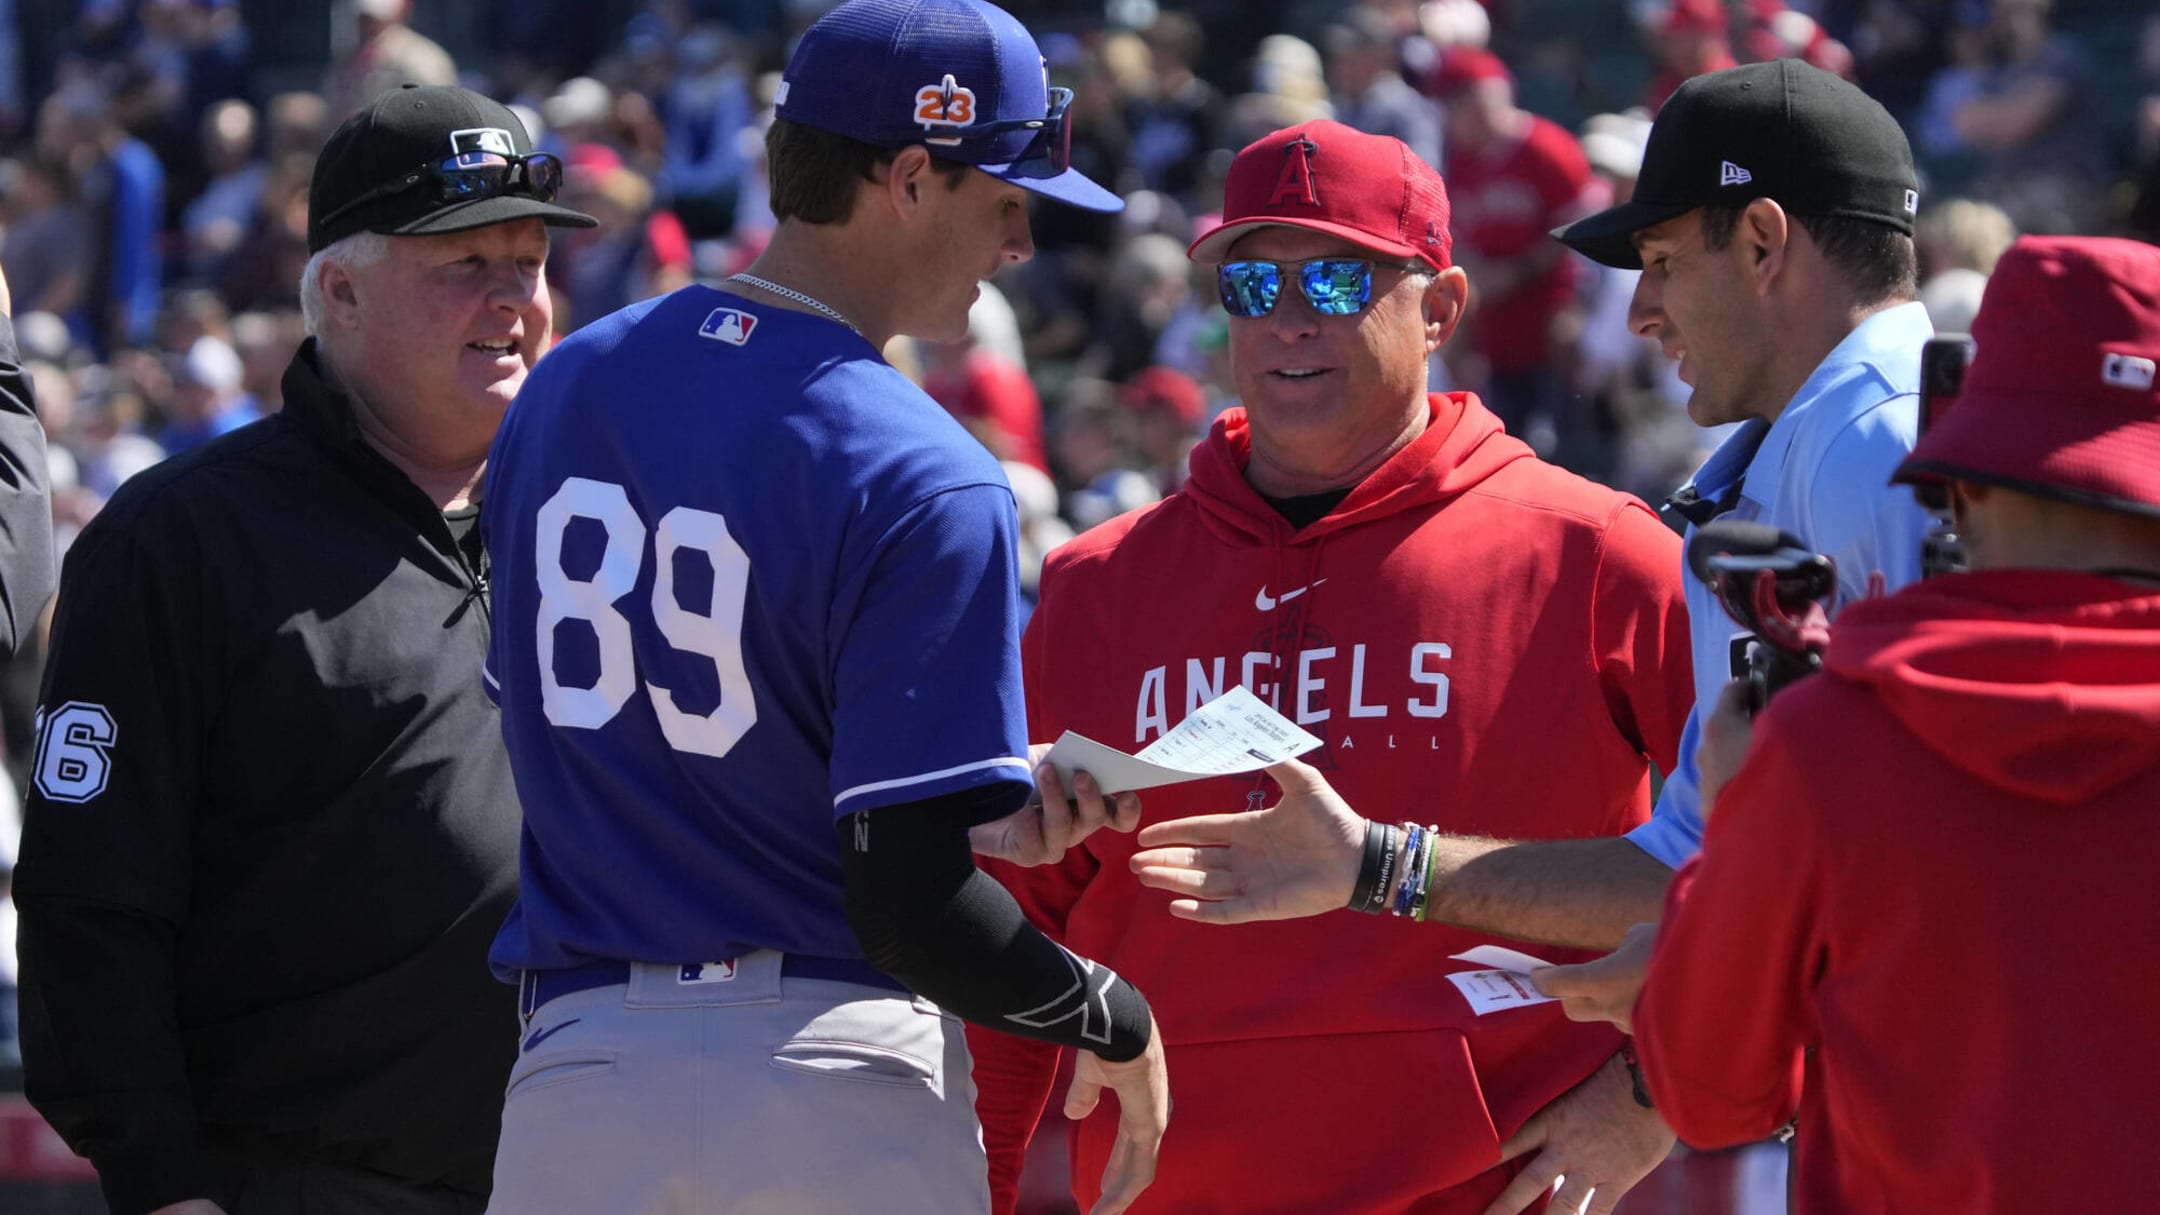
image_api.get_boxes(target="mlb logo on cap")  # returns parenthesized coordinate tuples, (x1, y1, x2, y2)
(700, 308, 759, 346)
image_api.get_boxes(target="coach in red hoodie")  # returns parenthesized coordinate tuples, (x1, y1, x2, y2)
(1632, 234, 2160, 1212)
(972, 121, 1692, 1215)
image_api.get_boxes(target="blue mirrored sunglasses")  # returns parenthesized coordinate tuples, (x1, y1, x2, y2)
(1217, 257, 1424, 318)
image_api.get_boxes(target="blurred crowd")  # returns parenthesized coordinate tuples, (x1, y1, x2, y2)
(0, 0, 2154, 616)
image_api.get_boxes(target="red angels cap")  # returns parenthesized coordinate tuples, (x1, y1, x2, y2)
(1186, 120, 1453, 271)
(1896, 236, 2160, 519)
(1423, 46, 1513, 97)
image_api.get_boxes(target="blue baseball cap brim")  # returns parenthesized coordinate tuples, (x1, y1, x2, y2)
(981, 159, 1123, 213)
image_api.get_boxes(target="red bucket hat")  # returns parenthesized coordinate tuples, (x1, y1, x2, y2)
(1186, 120, 1453, 271)
(1896, 236, 2160, 519)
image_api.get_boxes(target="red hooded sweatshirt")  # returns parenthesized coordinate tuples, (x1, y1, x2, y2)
(1636, 569, 2160, 1213)
(972, 395, 1693, 1215)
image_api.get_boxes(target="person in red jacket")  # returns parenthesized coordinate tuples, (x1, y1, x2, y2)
(971, 120, 1691, 1215)
(1629, 234, 2160, 1212)
(1428, 48, 1601, 470)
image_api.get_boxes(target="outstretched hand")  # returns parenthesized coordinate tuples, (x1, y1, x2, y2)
(1127, 757, 1366, 924)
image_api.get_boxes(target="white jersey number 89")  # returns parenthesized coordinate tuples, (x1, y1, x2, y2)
(533, 476, 757, 759)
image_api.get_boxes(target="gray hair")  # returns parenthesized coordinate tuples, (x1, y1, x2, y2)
(298, 231, 390, 336)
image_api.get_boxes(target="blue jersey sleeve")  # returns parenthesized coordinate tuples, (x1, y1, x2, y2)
(829, 482, 1032, 818)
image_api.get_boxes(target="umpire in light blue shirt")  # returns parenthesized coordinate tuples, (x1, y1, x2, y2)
(1552, 60, 1933, 869)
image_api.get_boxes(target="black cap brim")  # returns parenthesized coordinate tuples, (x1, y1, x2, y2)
(1551, 198, 1697, 270)
(387, 193, 598, 239)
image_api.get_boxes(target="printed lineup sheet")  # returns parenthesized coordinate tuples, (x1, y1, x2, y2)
(1446, 945, 1561, 1016)
(1040, 685, 1323, 794)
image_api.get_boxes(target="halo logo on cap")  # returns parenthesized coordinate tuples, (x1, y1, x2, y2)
(1271, 134, 1321, 207)
(914, 74, 977, 146)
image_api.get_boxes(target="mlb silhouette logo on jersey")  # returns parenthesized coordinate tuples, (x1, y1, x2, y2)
(679, 960, 738, 984)
(700, 308, 758, 346)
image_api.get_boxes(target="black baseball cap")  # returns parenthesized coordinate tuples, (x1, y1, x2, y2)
(308, 84, 597, 253)
(1553, 60, 1917, 270)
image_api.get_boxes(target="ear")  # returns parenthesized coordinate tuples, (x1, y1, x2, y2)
(1423, 266, 1470, 351)
(315, 255, 365, 331)
(883, 145, 936, 218)
(1738, 198, 1790, 292)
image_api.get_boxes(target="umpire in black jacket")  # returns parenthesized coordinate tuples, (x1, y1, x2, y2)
(13, 86, 593, 1215)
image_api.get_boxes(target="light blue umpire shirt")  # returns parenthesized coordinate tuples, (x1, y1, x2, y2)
(1627, 300, 1936, 867)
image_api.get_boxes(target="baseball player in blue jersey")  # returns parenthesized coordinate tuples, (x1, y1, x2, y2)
(478, 2, 1168, 1213)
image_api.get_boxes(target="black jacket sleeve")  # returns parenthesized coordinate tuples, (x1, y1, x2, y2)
(0, 312, 55, 657)
(14, 517, 211, 1215)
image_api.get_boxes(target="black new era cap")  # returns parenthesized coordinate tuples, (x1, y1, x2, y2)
(1554, 60, 1917, 269)
(308, 84, 596, 253)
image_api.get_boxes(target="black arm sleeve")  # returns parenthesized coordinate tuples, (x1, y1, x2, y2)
(17, 899, 207, 1215)
(838, 790, 1153, 1062)
(0, 312, 56, 657)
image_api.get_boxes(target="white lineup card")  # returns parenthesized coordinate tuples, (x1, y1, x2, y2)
(1445, 946, 1560, 1016)
(1040, 685, 1323, 794)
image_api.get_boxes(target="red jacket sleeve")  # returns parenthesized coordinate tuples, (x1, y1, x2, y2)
(1633, 718, 1819, 1146)
(970, 591, 1103, 1215)
(1590, 499, 1693, 774)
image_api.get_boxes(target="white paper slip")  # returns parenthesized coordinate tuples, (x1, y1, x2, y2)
(1447, 968, 1558, 1016)
(1039, 685, 1323, 794)
(1445, 946, 1560, 1016)
(1451, 945, 1558, 975)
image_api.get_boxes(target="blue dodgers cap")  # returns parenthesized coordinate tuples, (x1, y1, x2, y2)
(776, 0, 1123, 213)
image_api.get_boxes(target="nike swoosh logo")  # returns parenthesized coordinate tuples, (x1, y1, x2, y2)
(521, 1018, 582, 1052)
(1255, 579, 1326, 611)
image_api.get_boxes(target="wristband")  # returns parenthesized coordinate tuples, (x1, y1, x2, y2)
(1392, 825, 1424, 916)
(1363, 823, 1401, 915)
(1410, 826, 1438, 922)
(1348, 819, 1388, 913)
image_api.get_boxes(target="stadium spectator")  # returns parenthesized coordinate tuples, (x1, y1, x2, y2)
(323, 0, 456, 121)
(0, 156, 91, 321)
(1431, 46, 1600, 470)
(157, 333, 256, 454)
(179, 99, 267, 283)
(1643, 0, 1738, 113)
(1949, 0, 2107, 234)
(1326, 5, 1441, 169)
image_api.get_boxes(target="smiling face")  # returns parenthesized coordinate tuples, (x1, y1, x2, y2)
(1225, 226, 1447, 485)
(335, 218, 552, 459)
(1628, 210, 1770, 428)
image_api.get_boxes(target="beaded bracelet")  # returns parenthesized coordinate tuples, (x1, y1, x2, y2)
(1392, 825, 1424, 916)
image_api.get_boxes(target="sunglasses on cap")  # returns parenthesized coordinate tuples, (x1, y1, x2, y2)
(316, 150, 566, 231)
(1217, 257, 1426, 318)
(944, 86, 1074, 177)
